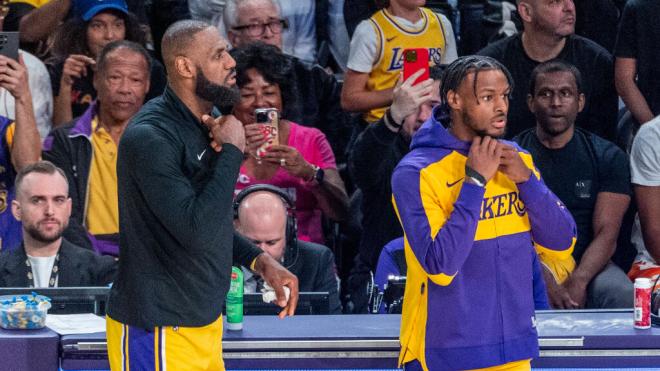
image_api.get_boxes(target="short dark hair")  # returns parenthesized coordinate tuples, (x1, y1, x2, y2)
(528, 60, 583, 96)
(440, 55, 514, 113)
(51, 9, 145, 59)
(161, 19, 212, 74)
(429, 64, 445, 81)
(230, 42, 297, 112)
(15, 161, 69, 197)
(96, 40, 152, 77)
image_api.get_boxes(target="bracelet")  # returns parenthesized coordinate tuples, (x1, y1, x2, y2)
(385, 108, 402, 129)
(465, 165, 487, 187)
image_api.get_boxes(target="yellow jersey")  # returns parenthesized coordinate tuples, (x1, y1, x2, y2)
(365, 7, 448, 123)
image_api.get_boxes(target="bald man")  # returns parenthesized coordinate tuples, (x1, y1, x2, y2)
(234, 186, 341, 314)
(478, 0, 617, 141)
(105, 20, 299, 371)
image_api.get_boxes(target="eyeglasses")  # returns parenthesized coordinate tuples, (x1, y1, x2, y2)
(233, 19, 288, 37)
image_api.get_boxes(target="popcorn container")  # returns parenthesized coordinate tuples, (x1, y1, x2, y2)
(0, 294, 52, 330)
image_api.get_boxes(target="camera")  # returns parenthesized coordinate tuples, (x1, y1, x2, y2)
(383, 275, 406, 314)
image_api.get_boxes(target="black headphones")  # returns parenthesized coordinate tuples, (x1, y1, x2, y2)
(233, 184, 298, 268)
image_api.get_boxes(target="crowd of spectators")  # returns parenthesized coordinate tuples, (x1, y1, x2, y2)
(0, 0, 658, 317)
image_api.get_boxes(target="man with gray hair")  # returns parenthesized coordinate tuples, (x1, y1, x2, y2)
(478, 0, 617, 141)
(43, 40, 152, 257)
(223, 0, 352, 163)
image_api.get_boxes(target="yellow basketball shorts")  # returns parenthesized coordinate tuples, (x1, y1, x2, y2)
(106, 314, 224, 371)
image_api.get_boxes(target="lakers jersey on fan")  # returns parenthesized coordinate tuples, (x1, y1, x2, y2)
(365, 7, 448, 123)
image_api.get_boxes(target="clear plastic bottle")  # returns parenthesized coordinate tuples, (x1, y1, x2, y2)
(226, 266, 244, 331)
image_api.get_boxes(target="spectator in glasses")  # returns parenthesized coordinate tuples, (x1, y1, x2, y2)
(231, 42, 349, 246)
(223, 0, 352, 164)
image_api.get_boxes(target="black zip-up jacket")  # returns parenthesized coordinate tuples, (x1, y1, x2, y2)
(42, 103, 104, 252)
(348, 116, 409, 269)
(286, 57, 353, 163)
(106, 86, 262, 329)
(0, 238, 117, 287)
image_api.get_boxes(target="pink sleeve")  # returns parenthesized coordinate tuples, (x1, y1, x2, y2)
(313, 130, 337, 169)
(293, 124, 337, 170)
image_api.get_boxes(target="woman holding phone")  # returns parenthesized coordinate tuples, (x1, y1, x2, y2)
(231, 42, 348, 245)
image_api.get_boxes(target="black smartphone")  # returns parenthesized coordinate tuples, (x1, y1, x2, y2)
(0, 32, 19, 61)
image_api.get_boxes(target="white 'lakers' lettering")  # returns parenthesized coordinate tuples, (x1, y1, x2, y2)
(479, 191, 526, 221)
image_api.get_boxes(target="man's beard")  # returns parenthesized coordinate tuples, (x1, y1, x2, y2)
(25, 220, 67, 244)
(462, 110, 506, 139)
(195, 66, 240, 113)
(539, 116, 574, 137)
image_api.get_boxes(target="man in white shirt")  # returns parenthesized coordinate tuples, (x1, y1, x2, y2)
(0, 161, 116, 287)
(627, 116, 660, 286)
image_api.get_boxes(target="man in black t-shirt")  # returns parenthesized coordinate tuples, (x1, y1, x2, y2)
(614, 0, 660, 126)
(515, 61, 632, 309)
(479, 0, 617, 141)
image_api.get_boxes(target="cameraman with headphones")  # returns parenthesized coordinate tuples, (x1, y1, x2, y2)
(234, 184, 341, 314)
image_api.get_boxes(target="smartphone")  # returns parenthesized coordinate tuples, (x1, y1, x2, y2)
(402, 48, 430, 86)
(255, 108, 280, 158)
(0, 32, 19, 61)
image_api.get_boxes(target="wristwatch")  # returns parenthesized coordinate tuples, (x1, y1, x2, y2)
(465, 165, 486, 187)
(385, 108, 402, 131)
(309, 165, 325, 185)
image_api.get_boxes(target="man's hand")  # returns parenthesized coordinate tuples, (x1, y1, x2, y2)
(254, 253, 299, 318)
(202, 114, 246, 153)
(542, 266, 579, 309)
(547, 279, 579, 309)
(466, 136, 502, 182)
(389, 70, 434, 126)
(0, 54, 31, 102)
(498, 144, 532, 183)
(60, 54, 95, 87)
(563, 274, 588, 308)
(262, 145, 315, 180)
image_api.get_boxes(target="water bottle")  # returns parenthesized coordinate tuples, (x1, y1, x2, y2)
(226, 266, 244, 330)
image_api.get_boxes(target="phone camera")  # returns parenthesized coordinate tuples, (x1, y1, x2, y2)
(256, 111, 269, 123)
